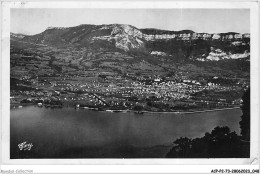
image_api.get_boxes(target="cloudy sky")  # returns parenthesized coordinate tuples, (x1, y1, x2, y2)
(11, 8, 250, 35)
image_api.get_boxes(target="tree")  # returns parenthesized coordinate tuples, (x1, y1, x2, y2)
(207, 127, 241, 158)
(133, 105, 144, 111)
(166, 126, 246, 158)
(239, 88, 250, 141)
(166, 137, 192, 158)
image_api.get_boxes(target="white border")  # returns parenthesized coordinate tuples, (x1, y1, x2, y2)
(1, 0, 259, 167)
(0, 165, 258, 173)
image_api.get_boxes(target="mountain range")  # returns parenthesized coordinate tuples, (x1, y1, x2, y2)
(10, 24, 250, 80)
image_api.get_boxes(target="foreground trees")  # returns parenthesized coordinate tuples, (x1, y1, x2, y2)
(239, 88, 250, 141)
(166, 88, 250, 158)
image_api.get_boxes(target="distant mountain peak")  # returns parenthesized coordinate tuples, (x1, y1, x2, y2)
(10, 33, 26, 39)
(46, 27, 67, 30)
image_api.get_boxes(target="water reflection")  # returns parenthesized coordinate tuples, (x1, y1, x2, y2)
(10, 106, 242, 158)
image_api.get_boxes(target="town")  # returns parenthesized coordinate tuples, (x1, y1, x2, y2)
(10, 71, 248, 113)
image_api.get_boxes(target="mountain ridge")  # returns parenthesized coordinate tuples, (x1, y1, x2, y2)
(11, 23, 250, 62)
(11, 23, 250, 38)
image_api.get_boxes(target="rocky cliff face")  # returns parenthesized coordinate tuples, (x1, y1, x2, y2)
(92, 24, 145, 51)
(141, 31, 249, 41)
(89, 24, 250, 51)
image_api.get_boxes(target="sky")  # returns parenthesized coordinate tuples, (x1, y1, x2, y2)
(11, 8, 250, 35)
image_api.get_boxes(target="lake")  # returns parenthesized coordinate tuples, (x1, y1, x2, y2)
(10, 106, 242, 158)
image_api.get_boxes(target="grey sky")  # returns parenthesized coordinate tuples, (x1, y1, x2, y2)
(11, 8, 250, 35)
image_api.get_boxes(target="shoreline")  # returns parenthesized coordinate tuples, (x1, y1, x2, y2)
(11, 103, 241, 114)
(144, 107, 241, 114)
(107, 106, 241, 114)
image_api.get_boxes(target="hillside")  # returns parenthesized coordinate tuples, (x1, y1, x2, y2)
(11, 24, 250, 79)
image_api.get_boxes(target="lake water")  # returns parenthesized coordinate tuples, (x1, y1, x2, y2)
(10, 106, 242, 158)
